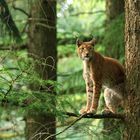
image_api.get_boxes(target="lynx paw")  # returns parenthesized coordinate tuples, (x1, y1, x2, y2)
(102, 109, 113, 114)
(79, 108, 87, 114)
(87, 108, 96, 114)
(79, 107, 97, 114)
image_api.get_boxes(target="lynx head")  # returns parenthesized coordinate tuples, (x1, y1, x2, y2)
(76, 38, 97, 61)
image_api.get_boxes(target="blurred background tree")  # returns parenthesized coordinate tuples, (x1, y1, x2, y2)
(103, 0, 124, 138)
(26, 0, 57, 140)
(102, 0, 124, 61)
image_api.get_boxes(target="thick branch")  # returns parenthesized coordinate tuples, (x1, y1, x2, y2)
(65, 112, 125, 120)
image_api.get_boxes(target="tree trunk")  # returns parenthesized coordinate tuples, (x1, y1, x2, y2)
(26, 0, 57, 140)
(124, 0, 140, 140)
(103, 0, 125, 137)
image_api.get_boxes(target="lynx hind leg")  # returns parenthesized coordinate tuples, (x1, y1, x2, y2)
(103, 88, 121, 114)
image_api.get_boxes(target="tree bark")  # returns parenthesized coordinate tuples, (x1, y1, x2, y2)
(26, 0, 57, 140)
(124, 0, 140, 140)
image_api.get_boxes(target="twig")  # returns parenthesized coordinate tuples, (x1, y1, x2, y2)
(4, 71, 24, 99)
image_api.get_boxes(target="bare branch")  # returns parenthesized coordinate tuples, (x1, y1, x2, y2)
(35, 23, 56, 29)
(12, 2, 30, 17)
(0, 44, 27, 50)
(70, 10, 105, 16)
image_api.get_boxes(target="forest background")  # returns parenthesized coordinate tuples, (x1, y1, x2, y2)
(0, 0, 133, 140)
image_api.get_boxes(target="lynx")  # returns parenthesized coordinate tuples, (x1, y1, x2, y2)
(76, 39, 125, 114)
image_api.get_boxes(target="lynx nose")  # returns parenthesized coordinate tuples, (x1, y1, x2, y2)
(85, 53, 89, 57)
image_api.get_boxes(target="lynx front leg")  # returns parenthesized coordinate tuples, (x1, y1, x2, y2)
(86, 81, 93, 111)
(79, 78, 93, 114)
(89, 82, 102, 114)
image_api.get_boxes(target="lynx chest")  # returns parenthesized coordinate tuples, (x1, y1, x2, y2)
(82, 60, 90, 79)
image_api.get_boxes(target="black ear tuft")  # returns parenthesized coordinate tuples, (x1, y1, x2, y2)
(90, 38, 97, 46)
(76, 39, 83, 47)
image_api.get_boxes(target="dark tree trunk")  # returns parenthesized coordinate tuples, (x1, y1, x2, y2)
(103, 0, 125, 137)
(124, 0, 140, 140)
(26, 0, 57, 140)
(0, 0, 22, 42)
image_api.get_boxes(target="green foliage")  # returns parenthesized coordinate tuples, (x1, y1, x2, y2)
(57, 0, 105, 39)
(58, 44, 76, 58)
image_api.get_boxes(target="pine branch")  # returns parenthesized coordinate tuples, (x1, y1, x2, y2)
(4, 71, 24, 99)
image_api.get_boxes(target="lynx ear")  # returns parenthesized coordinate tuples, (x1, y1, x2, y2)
(76, 39, 83, 47)
(90, 38, 97, 46)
